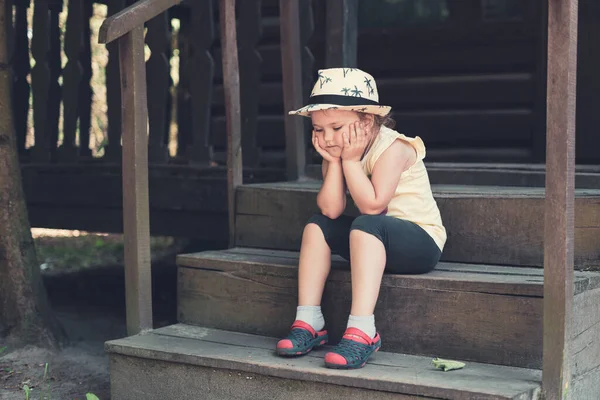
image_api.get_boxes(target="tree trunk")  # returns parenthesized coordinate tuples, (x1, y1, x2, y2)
(0, 0, 64, 348)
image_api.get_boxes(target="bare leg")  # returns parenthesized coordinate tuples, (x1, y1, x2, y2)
(298, 223, 332, 306)
(349, 230, 386, 316)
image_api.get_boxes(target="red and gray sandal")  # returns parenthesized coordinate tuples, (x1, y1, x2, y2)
(276, 320, 328, 356)
(324, 328, 381, 369)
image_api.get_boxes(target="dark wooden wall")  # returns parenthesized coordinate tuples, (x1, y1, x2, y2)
(6, 0, 600, 236)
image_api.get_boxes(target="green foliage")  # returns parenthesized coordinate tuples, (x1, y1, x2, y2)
(23, 385, 30, 400)
(86, 393, 100, 400)
(0, 346, 7, 355)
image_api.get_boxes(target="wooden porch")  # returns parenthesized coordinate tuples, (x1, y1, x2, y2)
(60, 0, 600, 398)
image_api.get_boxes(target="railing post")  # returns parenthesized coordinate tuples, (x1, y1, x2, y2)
(280, 0, 305, 181)
(219, 0, 242, 248)
(118, 26, 153, 335)
(325, 0, 357, 68)
(543, 0, 578, 399)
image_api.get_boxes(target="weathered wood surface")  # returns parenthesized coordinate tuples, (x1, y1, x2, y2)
(59, 0, 84, 161)
(30, 0, 52, 162)
(279, 0, 305, 180)
(110, 355, 435, 400)
(118, 28, 153, 335)
(325, 0, 357, 67)
(543, 0, 578, 398)
(98, 0, 181, 44)
(305, 162, 600, 188)
(145, 11, 170, 162)
(219, 0, 242, 248)
(104, 0, 126, 161)
(237, 0, 262, 167)
(234, 182, 600, 268)
(12, 0, 30, 154)
(176, 248, 598, 369)
(106, 324, 542, 400)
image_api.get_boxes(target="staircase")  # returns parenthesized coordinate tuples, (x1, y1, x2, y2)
(106, 181, 600, 399)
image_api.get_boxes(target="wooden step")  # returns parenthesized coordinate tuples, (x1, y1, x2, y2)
(105, 324, 542, 400)
(234, 182, 600, 267)
(176, 247, 600, 373)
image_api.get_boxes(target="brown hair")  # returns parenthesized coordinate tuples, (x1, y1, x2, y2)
(359, 112, 396, 131)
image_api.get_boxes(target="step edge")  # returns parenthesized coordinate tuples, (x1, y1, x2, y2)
(105, 330, 541, 400)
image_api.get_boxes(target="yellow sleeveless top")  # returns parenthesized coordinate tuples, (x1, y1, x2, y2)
(360, 126, 447, 251)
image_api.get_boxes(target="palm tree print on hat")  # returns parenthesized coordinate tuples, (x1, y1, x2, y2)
(351, 85, 363, 97)
(318, 72, 333, 88)
(343, 68, 357, 77)
(364, 77, 375, 96)
(341, 87, 351, 96)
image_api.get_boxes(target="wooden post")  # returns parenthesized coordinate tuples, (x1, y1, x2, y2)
(280, 0, 305, 180)
(543, 0, 578, 399)
(219, 0, 242, 248)
(325, 0, 357, 67)
(118, 27, 153, 335)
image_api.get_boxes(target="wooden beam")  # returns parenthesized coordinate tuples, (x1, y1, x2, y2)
(118, 27, 153, 335)
(325, 0, 357, 67)
(543, 0, 578, 399)
(279, 0, 305, 181)
(99, 0, 181, 44)
(219, 0, 242, 248)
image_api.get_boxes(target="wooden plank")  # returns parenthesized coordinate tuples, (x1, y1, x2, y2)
(219, 0, 242, 248)
(279, 0, 305, 180)
(59, 0, 84, 161)
(47, 4, 61, 159)
(543, 0, 578, 399)
(11, 0, 30, 154)
(106, 326, 542, 399)
(210, 109, 533, 149)
(28, 205, 229, 240)
(145, 11, 170, 163)
(110, 354, 435, 400)
(571, 288, 600, 380)
(214, 42, 536, 81)
(186, 0, 214, 164)
(234, 183, 600, 268)
(178, 262, 545, 368)
(30, 0, 53, 162)
(325, 0, 357, 67)
(237, 0, 262, 167)
(78, 1, 94, 158)
(98, 0, 182, 44)
(104, 0, 126, 161)
(212, 74, 535, 110)
(118, 28, 153, 335)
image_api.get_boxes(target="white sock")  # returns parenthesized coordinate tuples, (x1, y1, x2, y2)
(347, 314, 376, 338)
(295, 305, 325, 332)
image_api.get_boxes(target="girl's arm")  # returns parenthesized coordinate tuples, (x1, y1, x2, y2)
(341, 123, 415, 215)
(317, 159, 347, 219)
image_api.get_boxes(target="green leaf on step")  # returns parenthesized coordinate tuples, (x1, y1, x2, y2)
(86, 393, 100, 400)
(432, 357, 466, 372)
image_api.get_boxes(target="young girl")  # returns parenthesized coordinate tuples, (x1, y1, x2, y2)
(276, 68, 446, 369)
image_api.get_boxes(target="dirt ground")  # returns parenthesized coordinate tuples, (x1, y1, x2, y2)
(0, 229, 188, 400)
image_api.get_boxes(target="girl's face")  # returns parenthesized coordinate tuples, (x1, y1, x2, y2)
(311, 110, 370, 158)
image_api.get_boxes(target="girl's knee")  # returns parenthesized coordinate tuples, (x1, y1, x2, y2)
(350, 215, 386, 243)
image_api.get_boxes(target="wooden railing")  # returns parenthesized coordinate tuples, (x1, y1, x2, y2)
(98, 0, 241, 336)
(12, 0, 312, 170)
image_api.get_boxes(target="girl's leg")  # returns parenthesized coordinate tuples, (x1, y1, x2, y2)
(324, 215, 441, 368)
(348, 214, 441, 318)
(298, 213, 353, 306)
(276, 213, 352, 357)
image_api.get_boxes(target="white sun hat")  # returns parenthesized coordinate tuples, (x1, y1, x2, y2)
(289, 68, 391, 117)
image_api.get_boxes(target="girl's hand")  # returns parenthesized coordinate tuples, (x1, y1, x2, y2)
(341, 121, 371, 162)
(312, 132, 340, 163)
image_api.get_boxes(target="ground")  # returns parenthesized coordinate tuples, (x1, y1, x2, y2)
(0, 229, 184, 400)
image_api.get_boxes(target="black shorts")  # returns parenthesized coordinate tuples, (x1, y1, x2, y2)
(307, 213, 441, 274)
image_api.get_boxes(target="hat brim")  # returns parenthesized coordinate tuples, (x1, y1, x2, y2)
(289, 103, 392, 117)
